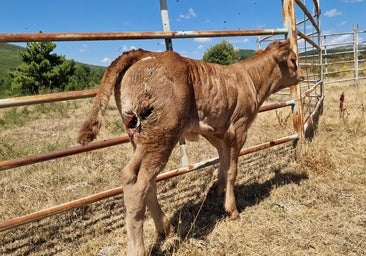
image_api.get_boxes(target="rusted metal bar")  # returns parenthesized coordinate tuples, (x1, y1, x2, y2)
(0, 89, 98, 109)
(0, 133, 297, 232)
(304, 96, 324, 133)
(0, 186, 124, 232)
(0, 29, 288, 43)
(301, 80, 323, 99)
(258, 100, 295, 112)
(312, 0, 321, 17)
(0, 136, 129, 171)
(295, 0, 320, 33)
(297, 30, 320, 50)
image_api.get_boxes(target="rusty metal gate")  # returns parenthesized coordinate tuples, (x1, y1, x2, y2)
(0, 0, 322, 235)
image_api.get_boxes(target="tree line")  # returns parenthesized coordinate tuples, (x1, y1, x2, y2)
(0, 41, 104, 98)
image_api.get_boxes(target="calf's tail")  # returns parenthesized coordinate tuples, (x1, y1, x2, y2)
(77, 49, 152, 145)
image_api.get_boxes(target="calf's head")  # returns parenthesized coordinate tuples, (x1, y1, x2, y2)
(267, 39, 305, 91)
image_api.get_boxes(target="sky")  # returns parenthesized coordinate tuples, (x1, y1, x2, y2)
(0, 0, 365, 67)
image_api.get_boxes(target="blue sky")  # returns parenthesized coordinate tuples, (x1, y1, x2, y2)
(0, 0, 365, 66)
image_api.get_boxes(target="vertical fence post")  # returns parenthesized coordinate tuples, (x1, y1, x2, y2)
(316, 0, 323, 96)
(353, 24, 359, 86)
(160, 0, 173, 51)
(282, 0, 304, 159)
(159, 0, 189, 166)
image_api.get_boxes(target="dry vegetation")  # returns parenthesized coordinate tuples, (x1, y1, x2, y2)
(0, 81, 365, 255)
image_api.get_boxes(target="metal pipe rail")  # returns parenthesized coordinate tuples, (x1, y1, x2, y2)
(323, 50, 355, 56)
(324, 77, 362, 84)
(297, 31, 320, 50)
(0, 133, 298, 232)
(324, 69, 355, 76)
(295, 0, 320, 33)
(0, 29, 288, 43)
(0, 101, 295, 172)
(304, 96, 324, 133)
(324, 60, 355, 65)
(323, 42, 354, 48)
(0, 89, 98, 109)
(0, 136, 129, 171)
(301, 80, 323, 99)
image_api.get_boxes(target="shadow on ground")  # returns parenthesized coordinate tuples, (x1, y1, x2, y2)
(152, 169, 308, 255)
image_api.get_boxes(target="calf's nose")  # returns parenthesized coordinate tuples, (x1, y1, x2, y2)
(298, 69, 305, 82)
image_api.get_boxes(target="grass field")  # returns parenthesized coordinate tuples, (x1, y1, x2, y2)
(0, 43, 23, 78)
(0, 80, 365, 255)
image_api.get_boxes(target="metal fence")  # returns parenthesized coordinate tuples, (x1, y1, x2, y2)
(0, 0, 321, 233)
(322, 24, 366, 86)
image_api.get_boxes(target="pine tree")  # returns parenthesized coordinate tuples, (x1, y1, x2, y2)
(66, 65, 100, 91)
(9, 41, 75, 95)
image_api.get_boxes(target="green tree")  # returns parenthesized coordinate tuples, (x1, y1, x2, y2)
(9, 41, 75, 95)
(66, 65, 100, 91)
(202, 40, 239, 65)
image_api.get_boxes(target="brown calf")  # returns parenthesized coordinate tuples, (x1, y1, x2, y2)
(78, 39, 304, 255)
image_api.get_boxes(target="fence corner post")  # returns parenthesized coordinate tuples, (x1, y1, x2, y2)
(282, 0, 305, 160)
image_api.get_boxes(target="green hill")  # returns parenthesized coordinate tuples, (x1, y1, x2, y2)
(0, 43, 23, 78)
(0, 43, 106, 81)
(238, 49, 256, 60)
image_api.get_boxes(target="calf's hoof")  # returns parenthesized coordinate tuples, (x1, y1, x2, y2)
(157, 215, 172, 238)
(210, 180, 225, 196)
(226, 209, 240, 220)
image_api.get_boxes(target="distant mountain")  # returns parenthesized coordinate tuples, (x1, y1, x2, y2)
(238, 49, 256, 60)
(0, 43, 23, 78)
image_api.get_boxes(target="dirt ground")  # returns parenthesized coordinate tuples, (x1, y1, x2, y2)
(0, 81, 365, 255)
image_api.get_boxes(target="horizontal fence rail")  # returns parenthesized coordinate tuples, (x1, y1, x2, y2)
(0, 89, 98, 108)
(0, 29, 288, 43)
(0, 136, 129, 171)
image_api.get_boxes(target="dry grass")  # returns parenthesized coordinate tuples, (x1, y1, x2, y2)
(0, 81, 365, 255)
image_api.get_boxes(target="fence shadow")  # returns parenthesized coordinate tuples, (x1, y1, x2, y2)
(152, 169, 308, 255)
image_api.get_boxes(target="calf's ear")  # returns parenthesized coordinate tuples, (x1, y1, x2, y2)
(275, 39, 292, 62)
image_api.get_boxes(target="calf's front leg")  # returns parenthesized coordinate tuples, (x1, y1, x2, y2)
(146, 180, 171, 236)
(122, 171, 149, 256)
(122, 147, 172, 256)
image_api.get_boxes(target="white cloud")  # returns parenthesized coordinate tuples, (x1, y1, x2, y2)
(188, 8, 196, 17)
(101, 57, 111, 63)
(324, 9, 342, 17)
(123, 45, 137, 52)
(343, 0, 363, 2)
(194, 37, 212, 43)
(338, 20, 347, 26)
(328, 34, 352, 45)
(80, 44, 87, 53)
(179, 8, 197, 20)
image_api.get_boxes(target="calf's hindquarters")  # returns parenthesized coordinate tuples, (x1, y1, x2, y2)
(115, 53, 192, 254)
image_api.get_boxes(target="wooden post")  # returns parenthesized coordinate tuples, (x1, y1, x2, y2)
(282, 0, 304, 159)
